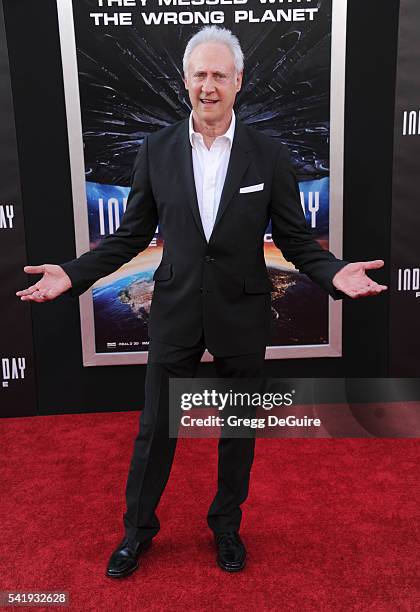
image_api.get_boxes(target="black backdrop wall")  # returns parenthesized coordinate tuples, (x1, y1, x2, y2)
(2, 0, 399, 416)
(0, 0, 37, 416)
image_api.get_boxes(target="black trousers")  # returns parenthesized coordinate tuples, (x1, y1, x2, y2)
(123, 337, 265, 543)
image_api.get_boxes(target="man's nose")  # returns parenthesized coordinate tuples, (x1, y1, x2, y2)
(201, 77, 216, 93)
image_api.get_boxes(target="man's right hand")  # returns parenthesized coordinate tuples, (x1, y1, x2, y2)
(16, 265, 72, 303)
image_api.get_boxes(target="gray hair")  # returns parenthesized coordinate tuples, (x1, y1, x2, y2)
(183, 26, 244, 77)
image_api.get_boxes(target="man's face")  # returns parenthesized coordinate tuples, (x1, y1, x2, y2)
(184, 42, 243, 125)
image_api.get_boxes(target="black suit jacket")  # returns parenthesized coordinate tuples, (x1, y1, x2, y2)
(61, 117, 347, 355)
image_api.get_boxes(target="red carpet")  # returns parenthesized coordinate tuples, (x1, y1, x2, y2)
(1, 411, 419, 611)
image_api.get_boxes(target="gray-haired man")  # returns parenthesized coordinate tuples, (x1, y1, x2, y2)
(17, 26, 387, 576)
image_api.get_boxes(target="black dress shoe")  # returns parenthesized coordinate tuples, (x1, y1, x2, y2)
(215, 532, 246, 572)
(106, 536, 152, 578)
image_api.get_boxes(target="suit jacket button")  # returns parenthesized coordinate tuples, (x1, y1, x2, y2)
(204, 256, 215, 263)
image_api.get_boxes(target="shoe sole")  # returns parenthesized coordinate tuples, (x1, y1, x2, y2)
(106, 561, 139, 579)
(105, 540, 152, 579)
(217, 559, 246, 572)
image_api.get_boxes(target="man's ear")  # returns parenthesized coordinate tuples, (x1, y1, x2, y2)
(184, 76, 188, 90)
(236, 71, 243, 92)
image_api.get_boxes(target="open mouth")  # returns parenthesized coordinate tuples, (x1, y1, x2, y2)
(200, 99, 219, 105)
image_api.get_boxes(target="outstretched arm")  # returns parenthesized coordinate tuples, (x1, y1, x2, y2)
(16, 136, 158, 302)
(270, 146, 387, 299)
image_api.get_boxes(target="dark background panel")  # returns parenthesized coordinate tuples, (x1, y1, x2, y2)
(2, 0, 403, 415)
(389, 0, 420, 377)
(0, 0, 37, 417)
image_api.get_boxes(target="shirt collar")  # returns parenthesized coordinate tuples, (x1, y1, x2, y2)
(189, 109, 236, 150)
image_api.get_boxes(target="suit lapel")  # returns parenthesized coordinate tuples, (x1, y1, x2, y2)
(174, 118, 207, 241)
(212, 119, 252, 236)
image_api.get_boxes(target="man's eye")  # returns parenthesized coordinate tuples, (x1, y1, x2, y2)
(192, 74, 227, 82)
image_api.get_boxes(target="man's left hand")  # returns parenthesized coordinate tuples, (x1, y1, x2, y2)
(332, 260, 388, 298)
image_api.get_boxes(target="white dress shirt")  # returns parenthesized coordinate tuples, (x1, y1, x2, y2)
(189, 110, 236, 242)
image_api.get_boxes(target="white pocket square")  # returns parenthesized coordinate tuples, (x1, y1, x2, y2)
(239, 183, 264, 194)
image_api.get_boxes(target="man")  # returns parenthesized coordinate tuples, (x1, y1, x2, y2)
(17, 26, 387, 576)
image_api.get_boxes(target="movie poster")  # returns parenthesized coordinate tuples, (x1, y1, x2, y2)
(57, 0, 346, 365)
